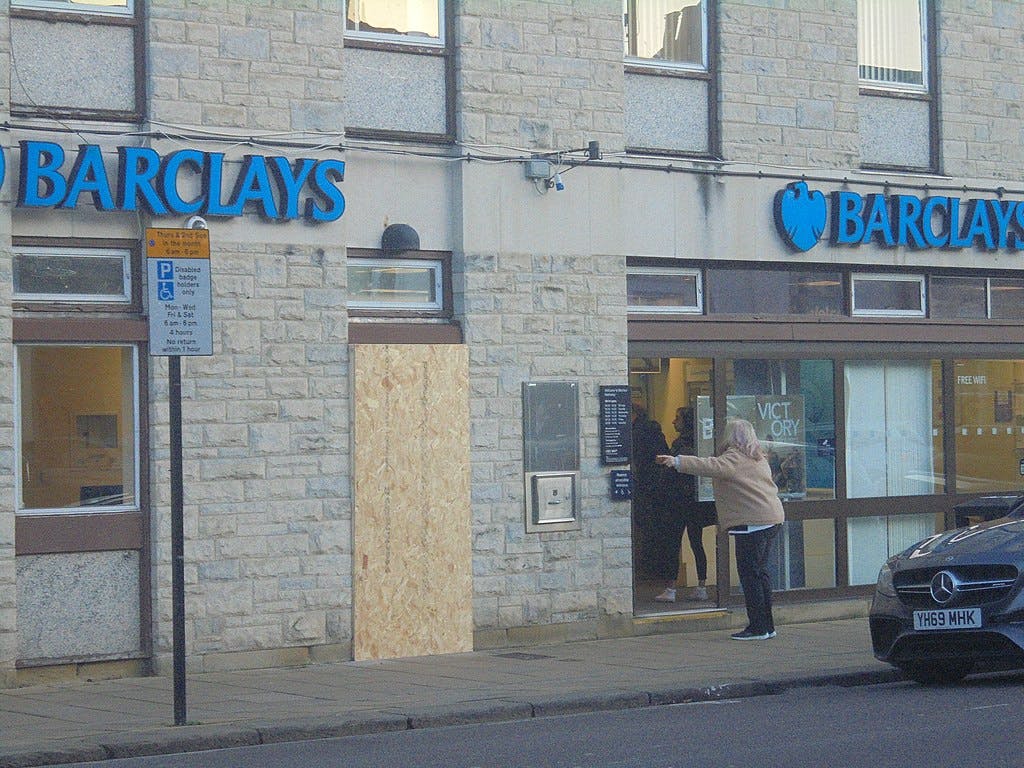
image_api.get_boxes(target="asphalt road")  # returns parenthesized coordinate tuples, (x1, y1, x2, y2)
(56, 672, 1024, 768)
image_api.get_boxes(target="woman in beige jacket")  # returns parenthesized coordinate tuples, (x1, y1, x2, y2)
(657, 418, 785, 640)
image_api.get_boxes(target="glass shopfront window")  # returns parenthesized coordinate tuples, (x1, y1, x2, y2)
(847, 512, 941, 585)
(627, 267, 702, 314)
(844, 359, 943, 585)
(954, 359, 1024, 493)
(724, 359, 836, 502)
(730, 518, 837, 593)
(17, 344, 138, 513)
(844, 360, 943, 498)
(989, 279, 1024, 320)
(625, 333, 1024, 598)
(722, 359, 837, 594)
(929, 276, 987, 319)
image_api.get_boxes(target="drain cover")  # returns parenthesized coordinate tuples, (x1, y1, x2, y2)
(492, 652, 553, 660)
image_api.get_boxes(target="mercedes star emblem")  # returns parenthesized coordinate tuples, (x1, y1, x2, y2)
(930, 570, 958, 605)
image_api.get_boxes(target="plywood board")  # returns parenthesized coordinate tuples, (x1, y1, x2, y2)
(352, 344, 473, 660)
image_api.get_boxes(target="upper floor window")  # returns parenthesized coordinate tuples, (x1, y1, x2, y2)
(11, 0, 132, 15)
(345, 0, 444, 46)
(858, 0, 927, 91)
(624, 0, 706, 70)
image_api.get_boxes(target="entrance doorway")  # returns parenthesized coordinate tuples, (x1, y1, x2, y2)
(629, 356, 719, 614)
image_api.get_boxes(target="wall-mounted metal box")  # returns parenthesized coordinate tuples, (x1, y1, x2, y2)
(531, 472, 577, 524)
(523, 381, 580, 533)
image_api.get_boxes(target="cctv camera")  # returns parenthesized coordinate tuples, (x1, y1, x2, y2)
(187, 215, 209, 230)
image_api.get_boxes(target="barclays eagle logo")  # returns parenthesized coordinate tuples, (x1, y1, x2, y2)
(774, 181, 827, 252)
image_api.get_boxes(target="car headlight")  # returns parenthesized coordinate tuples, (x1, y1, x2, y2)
(875, 559, 897, 597)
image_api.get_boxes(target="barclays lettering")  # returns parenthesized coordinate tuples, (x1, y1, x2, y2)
(774, 181, 1024, 253)
(12, 141, 345, 223)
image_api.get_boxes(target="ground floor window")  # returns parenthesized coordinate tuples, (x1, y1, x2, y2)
(844, 359, 943, 498)
(628, 348, 1024, 607)
(17, 344, 139, 513)
(847, 512, 940, 585)
(725, 358, 836, 501)
(954, 359, 1024, 493)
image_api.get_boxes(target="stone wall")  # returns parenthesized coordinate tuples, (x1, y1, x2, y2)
(148, 0, 346, 132)
(718, 0, 860, 168)
(457, 244, 632, 641)
(937, 1, 1024, 180)
(148, 239, 350, 673)
(146, 1, 351, 671)
(0, 3, 14, 687)
(455, 0, 626, 153)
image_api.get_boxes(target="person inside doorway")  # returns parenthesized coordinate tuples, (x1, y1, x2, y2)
(656, 419, 785, 640)
(631, 403, 670, 579)
(654, 407, 709, 603)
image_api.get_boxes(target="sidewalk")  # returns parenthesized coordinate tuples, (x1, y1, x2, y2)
(0, 617, 899, 768)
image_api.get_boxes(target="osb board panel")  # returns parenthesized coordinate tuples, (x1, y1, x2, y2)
(352, 344, 473, 660)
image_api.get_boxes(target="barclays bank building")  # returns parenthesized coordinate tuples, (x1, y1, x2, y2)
(1, 0, 1024, 686)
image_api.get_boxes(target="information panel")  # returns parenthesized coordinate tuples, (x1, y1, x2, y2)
(146, 229, 213, 357)
(610, 469, 632, 500)
(599, 385, 632, 465)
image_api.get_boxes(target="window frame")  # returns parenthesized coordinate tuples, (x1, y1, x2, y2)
(623, 0, 708, 73)
(927, 274, 989, 320)
(857, 0, 929, 94)
(851, 272, 926, 317)
(344, 0, 445, 48)
(347, 251, 452, 317)
(11, 0, 133, 16)
(627, 266, 704, 315)
(987, 277, 1024, 321)
(13, 245, 133, 304)
(15, 342, 141, 517)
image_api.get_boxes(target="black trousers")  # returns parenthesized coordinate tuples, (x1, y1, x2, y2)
(733, 525, 781, 634)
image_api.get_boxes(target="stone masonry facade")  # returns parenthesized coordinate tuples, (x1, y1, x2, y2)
(0, 1, 13, 688)
(146, 1, 352, 671)
(2, 0, 1024, 682)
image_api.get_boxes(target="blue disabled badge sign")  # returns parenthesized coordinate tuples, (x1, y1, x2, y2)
(146, 228, 213, 356)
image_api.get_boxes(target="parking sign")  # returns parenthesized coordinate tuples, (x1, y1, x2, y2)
(146, 229, 213, 356)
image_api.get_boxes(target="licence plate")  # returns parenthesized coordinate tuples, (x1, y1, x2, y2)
(913, 608, 982, 631)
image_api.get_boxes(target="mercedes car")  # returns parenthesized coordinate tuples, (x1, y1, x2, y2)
(869, 494, 1024, 684)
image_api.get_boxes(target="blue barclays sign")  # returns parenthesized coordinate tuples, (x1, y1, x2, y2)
(4, 141, 346, 223)
(774, 181, 1024, 253)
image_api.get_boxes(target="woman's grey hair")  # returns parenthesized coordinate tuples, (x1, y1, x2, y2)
(725, 418, 764, 460)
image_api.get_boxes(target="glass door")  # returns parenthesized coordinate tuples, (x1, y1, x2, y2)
(629, 356, 718, 614)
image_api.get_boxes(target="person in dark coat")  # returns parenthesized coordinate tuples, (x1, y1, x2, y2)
(654, 407, 710, 602)
(631, 404, 670, 578)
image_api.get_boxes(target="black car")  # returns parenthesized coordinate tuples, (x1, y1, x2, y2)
(869, 495, 1024, 684)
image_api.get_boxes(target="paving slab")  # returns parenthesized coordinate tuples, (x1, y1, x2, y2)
(0, 618, 900, 768)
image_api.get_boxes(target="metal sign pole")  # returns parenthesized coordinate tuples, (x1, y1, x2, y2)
(146, 227, 212, 728)
(169, 355, 186, 726)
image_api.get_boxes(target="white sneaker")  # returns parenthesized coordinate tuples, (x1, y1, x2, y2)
(654, 588, 677, 602)
(688, 586, 708, 601)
